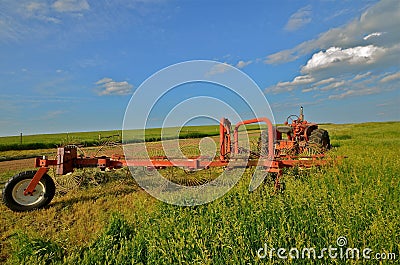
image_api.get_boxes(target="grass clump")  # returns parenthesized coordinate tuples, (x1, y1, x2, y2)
(72, 213, 146, 265)
(10, 233, 64, 265)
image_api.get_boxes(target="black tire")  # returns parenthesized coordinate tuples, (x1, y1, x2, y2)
(2, 170, 55, 212)
(309, 129, 331, 152)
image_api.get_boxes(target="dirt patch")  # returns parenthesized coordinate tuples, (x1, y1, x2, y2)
(0, 158, 35, 174)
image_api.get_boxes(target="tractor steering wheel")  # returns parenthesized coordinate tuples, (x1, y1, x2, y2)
(286, 115, 299, 124)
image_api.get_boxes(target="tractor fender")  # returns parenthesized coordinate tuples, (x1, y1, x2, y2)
(304, 124, 318, 141)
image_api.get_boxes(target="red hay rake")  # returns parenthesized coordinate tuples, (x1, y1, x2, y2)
(2, 107, 335, 212)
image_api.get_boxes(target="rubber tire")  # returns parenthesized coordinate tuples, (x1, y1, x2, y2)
(309, 129, 331, 150)
(2, 170, 55, 212)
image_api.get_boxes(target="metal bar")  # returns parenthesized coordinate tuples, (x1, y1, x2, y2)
(125, 159, 201, 168)
(234, 117, 274, 160)
(219, 118, 231, 161)
(34, 154, 331, 174)
(219, 118, 225, 160)
(36, 158, 58, 167)
(24, 167, 48, 196)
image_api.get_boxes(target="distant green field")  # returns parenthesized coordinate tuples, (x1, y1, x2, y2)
(0, 130, 121, 151)
(0, 124, 262, 152)
(1, 121, 399, 264)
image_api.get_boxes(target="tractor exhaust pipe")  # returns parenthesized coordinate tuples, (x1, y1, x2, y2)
(299, 106, 304, 122)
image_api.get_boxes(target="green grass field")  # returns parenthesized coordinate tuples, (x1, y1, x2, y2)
(0, 125, 230, 146)
(0, 124, 263, 153)
(0, 121, 399, 264)
(0, 124, 263, 161)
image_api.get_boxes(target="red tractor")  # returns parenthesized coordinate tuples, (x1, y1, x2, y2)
(270, 106, 331, 157)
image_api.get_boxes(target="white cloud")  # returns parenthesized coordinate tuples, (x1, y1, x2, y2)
(380, 72, 400, 83)
(22, 1, 61, 23)
(96, 78, 134, 96)
(301, 88, 313, 93)
(266, 75, 315, 94)
(301, 78, 336, 92)
(267, 66, 395, 100)
(236, 60, 252, 69)
(205, 63, 232, 76)
(265, 0, 400, 64)
(319, 80, 345, 91)
(0, 0, 167, 43)
(353, 72, 372, 81)
(284, 5, 312, 31)
(313, 77, 335, 87)
(283, 75, 315, 86)
(301, 45, 386, 73)
(96, 77, 113, 84)
(363, 32, 383, 40)
(0, 0, 86, 42)
(328, 87, 380, 100)
(53, 0, 90, 13)
(325, 8, 350, 21)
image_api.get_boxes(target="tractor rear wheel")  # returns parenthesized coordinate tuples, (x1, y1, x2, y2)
(308, 129, 331, 154)
(2, 171, 55, 212)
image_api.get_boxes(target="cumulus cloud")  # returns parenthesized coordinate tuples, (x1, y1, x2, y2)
(53, 0, 90, 13)
(265, 0, 400, 64)
(284, 5, 312, 31)
(96, 78, 133, 96)
(380, 72, 400, 83)
(236, 60, 252, 69)
(301, 45, 386, 74)
(268, 33, 400, 97)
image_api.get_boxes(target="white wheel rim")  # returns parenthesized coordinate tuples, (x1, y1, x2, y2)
(11, 179, 46, 206)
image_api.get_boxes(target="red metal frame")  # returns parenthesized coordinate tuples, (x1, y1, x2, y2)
(24, 167, 49, 195)
(23, 115, 334, 194)
(233, 117, 274, 160)
(219, 118, 231, 161)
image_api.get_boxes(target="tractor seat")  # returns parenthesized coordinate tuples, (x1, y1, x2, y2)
(276, 126, 293, 134)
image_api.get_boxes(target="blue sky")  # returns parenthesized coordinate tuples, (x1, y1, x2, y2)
(0, 0, 399, 136)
